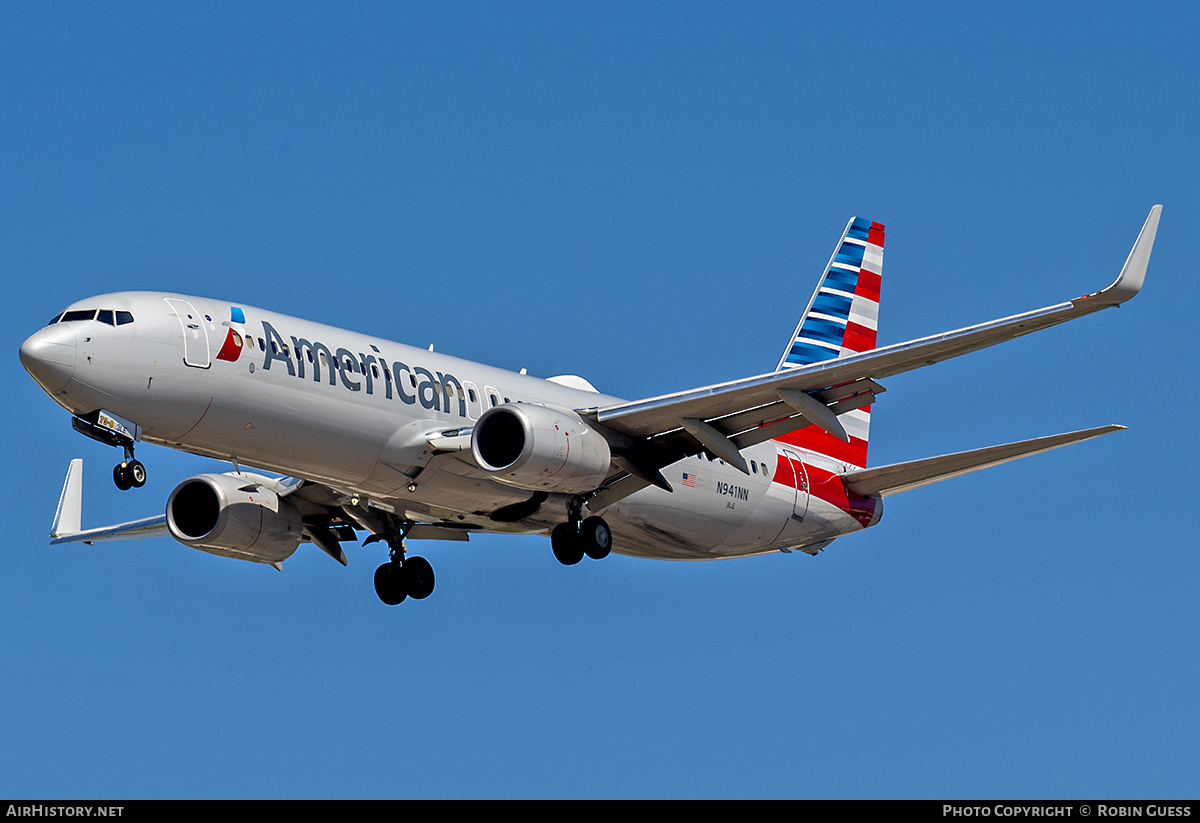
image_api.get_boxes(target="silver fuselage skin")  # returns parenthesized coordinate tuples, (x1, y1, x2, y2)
(21, 291, 876, 561)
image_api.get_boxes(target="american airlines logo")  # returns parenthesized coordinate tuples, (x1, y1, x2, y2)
(253, 320, 469, 417)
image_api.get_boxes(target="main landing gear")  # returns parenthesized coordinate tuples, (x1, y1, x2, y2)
(367, 520, 435, 606)
(373, 555, 435, 605)
(551, 499, 612, 565)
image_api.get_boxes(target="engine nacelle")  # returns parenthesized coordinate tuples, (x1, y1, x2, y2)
(471, 404, 611, 494)
(166, 473, 304, 564)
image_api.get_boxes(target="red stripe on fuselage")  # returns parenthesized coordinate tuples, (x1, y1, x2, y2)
(773, 452, 878, 528)
(775, 425, 868, 468)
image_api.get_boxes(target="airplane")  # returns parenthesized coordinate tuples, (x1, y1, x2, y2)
(19, 206, 1161, 606)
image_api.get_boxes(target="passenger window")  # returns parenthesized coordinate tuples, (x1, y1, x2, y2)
(115, 311, 134, 325)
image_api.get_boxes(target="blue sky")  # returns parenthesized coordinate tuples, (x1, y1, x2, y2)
(3, 2, 1197, 799)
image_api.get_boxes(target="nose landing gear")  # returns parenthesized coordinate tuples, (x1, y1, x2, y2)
(111, 438, 146, 490)
(70, 412, 147, 491)
(112, 457, 147, 490)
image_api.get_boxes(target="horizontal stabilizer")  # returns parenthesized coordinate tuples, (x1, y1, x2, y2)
(841, 425, 1125, 497)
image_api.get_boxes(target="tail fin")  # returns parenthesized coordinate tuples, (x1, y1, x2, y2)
(776, 216, 885, 370)
(773, 216, 885, 467)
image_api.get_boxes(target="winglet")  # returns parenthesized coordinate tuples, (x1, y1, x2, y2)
(1076, 205, 1161, 308)
(51, 458, 84, 538)
(47, 458, 169, 545)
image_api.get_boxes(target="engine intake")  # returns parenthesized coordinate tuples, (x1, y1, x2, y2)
(166, 473, 304, 564)
(471, 404, 611, 494)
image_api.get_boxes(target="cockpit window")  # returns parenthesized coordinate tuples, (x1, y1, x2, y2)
(52, 308, 133, 325)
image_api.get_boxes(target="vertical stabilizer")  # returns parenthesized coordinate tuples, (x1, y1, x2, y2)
(773, 217, 885, 467)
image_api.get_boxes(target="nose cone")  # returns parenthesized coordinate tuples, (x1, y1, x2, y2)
(20, 324, 78, 393)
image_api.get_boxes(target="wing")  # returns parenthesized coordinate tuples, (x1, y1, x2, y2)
(582, 206, 1159, 500)
(49, 459, 170, 544)
(47, 459, 474, 566)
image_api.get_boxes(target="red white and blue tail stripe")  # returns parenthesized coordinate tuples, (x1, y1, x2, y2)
(773, 216, 884, 468)
(776, 217, 885, 369)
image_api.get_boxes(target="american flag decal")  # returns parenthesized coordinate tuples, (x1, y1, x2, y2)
(681, 472, 697, 487)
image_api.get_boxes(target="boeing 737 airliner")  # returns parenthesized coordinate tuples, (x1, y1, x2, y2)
(19, 207, 1161, 605)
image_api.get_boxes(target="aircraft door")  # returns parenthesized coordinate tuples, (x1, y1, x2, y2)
(782, 449, 810, 520)
(165, 298, 211, 369)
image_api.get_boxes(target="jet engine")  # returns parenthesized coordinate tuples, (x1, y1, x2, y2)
(166, 473, 304, 564)
(471, 404, 611, 494)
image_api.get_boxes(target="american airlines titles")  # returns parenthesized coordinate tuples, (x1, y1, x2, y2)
(257, 320, 468, 417)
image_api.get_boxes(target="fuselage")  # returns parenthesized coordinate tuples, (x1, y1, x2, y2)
(20, 291, 881, 561)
